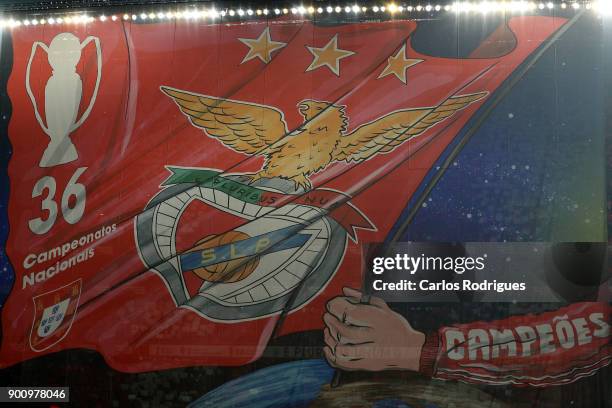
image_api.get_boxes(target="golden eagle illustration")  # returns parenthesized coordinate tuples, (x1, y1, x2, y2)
(162, 86, 487, 190)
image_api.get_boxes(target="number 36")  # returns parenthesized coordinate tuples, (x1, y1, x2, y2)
(28, 167, 87, 235)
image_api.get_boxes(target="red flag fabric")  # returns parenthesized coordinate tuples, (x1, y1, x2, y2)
(1, 15, 566, 372)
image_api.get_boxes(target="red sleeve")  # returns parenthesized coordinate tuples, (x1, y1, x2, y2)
(418, 302, 611, 387)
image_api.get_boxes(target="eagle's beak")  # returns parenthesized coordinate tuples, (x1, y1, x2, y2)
(298, 103, 309, 115)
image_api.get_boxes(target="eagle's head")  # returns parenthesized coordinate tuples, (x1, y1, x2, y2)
(298, 100, 348, 132)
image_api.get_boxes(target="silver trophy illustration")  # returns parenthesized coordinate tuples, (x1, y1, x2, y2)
(26, 33, 102, 167)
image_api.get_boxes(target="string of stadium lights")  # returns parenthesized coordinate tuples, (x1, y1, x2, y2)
(1, 1, 611, 28)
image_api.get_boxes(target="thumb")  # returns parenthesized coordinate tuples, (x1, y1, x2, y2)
(342, 287, 362, 300)
(342, 287, 387, 308)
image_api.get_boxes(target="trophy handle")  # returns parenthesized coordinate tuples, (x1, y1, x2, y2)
(70, 36, 102, 131)
(25, 42, 51, 136)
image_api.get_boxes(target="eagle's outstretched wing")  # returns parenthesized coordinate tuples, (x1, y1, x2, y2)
(161, 86, 289, 154)
(333, 92, 487, 163)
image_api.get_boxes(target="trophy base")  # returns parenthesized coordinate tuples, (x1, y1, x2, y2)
(39, 140, 78, 167)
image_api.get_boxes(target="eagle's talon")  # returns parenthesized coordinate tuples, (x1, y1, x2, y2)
(290, 175, 312, 192)
(247, 171, 266, 184)
(246, 171, 312, 192)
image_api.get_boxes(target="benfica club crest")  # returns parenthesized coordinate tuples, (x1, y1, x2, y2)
(135, 86, 485, 322)
(135, 169, 374, 322)
(29, 279, 81, 352)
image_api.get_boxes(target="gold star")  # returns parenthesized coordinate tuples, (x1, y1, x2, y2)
(238, 27, 286, 64)
(306, 34, 355, 76)
(377, 44, 424, 84)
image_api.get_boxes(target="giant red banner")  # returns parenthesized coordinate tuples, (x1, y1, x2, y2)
(0, 14, 567, 372)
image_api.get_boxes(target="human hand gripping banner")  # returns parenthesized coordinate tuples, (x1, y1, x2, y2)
(0, 14, 572, 372)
